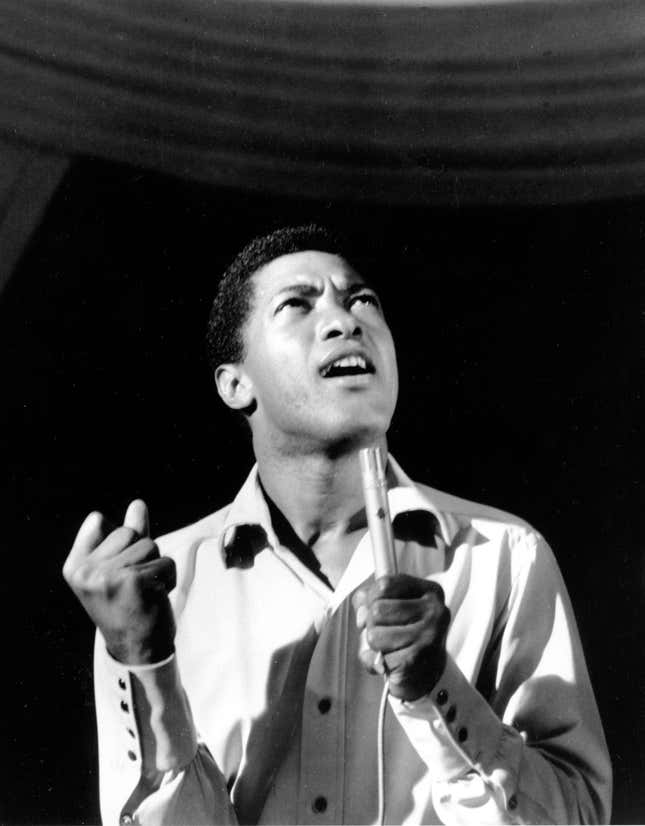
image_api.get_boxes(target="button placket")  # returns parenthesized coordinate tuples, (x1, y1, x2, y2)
(297, 605, 350, 824)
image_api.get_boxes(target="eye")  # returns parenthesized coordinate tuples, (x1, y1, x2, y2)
(349, 291, 381, 311)
(275, 297, 311, 314)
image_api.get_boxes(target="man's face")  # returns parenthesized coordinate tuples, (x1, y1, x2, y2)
(238, 250, 398, 451)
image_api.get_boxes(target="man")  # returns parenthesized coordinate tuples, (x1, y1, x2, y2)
(63, 225, 611, 825)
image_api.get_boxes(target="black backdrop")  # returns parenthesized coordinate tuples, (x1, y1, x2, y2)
(0, 158, 642, 824)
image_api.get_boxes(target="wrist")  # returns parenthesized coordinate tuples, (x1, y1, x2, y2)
(106, 634, 175, 666)
(389, 647, 447, 701)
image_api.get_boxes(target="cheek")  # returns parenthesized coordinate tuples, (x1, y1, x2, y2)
(256, 362, 312, 413)
(391, 359, 399, 400)
(385, 338, 399, 389)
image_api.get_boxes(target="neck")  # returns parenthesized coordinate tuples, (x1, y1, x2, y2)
(253, 434, 388, 548)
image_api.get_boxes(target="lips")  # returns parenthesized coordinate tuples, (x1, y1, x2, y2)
(319, 351, 375, 378)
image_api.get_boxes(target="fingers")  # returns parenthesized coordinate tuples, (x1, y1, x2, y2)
(116, 536, 160, 567)
(367, 619, 429, 653)
(371, 574, 445, 603)
(91, 525, 142, 561)
(368, 595, 433, 626)
(352, 588, 368, 629)
(124, 499, 149, 538)
(65, 500, 152, 579)
(65, 499, 149, 575)
(63, 511, 110, 578)
(353, 576, 444, 630)
(135, 556, 177, 595)
(359, 644, 384, 675)
(354, 574, 450, 700)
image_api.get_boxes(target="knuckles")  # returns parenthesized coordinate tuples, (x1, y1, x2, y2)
(133, 536, 159, 559)
(374, 575, 397, 597)
(371, 574, 445, 603)
(66, 550, 171, 604)
(426, 580, 446, 604)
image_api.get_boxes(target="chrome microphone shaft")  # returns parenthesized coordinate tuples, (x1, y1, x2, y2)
(360, 446, 397, 577)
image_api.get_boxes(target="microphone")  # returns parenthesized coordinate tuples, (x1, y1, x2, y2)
(360, 446, 397, 578)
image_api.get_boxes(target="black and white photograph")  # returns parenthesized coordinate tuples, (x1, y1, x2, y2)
(0, 1, 643, 824)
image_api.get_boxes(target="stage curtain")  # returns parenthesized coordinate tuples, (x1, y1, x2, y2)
(0, 0, 644, 205)
(0, 140, 68, 292)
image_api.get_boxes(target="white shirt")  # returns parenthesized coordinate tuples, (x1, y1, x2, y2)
(94, 457, 611, 825)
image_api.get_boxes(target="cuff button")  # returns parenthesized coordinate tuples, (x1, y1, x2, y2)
(457, 726, 468, 742)
(120, 814, 134, 825)
(312, 796, 328, 814)
(508, 795, 518, 810)
(318, 697, 332, 714)
(436, 689, 449, 706)
(446, 705, 456, 723)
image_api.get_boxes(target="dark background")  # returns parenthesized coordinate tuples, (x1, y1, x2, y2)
(0, 158, 642, 823)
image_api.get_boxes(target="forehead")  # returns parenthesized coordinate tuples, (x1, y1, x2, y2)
(252, 250, 366, 299)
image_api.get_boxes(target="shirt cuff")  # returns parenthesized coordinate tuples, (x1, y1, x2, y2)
(389, 654, 510, 782)
(99, 640, 198, 774)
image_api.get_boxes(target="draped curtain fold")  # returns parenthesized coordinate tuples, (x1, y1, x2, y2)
(0, 0, 645, 205)
(0, 140, 68, 291)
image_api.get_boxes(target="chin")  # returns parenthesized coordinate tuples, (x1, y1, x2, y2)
(321, 412, 390, 448)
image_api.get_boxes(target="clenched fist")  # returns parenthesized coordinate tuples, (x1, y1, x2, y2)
(353, 574, 450, 701)
(62, 500, 176, 665)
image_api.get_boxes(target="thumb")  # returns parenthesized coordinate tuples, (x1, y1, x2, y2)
(358, 630, 383, 676)
(124, 499, 150, 537)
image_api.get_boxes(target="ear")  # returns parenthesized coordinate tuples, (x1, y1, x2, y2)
(215, 363, 255, 411)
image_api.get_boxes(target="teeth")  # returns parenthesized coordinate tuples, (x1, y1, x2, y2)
(335, 355, 366, 369)
(322, 355, 369, 376)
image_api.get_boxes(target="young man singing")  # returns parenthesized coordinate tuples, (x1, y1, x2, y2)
(63, 225, 611, 825)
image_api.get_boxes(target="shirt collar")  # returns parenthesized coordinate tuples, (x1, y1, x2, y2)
(219, 456, 457, 565)
(386, 455, 457, 547)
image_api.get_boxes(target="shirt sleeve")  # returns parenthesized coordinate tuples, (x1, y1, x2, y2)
(94, 633, 238, 826)
(389, 532, 612, 825)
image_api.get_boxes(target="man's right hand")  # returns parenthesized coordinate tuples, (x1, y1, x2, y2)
(62, 500, 176, 665)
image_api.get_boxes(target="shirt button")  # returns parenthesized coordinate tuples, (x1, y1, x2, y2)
(127, 750, 137, 761)
(457, 726, 468, 742)
(318, 697, 332, 714)
(118, 678, 127, 690)
(508, 795, 518, 810)
(127, 728, 136, 739)
(446, 704, 457, 723)
(120, 814, 133, 825)
(436, 689, 449, 706)
(312, 796, 328, 814)
(120, 700, 129, 713)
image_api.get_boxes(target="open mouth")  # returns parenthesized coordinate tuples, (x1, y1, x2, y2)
(320, 354, 375, 378)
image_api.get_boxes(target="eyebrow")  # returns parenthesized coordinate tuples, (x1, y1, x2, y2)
(273, 281, 372, 300)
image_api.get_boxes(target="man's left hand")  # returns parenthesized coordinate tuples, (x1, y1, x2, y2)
(353, 574, 450, 701)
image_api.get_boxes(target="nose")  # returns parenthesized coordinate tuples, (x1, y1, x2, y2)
(318, 303, 362, 341)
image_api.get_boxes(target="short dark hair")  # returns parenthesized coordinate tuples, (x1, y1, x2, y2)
(206, 224, 346, 370)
